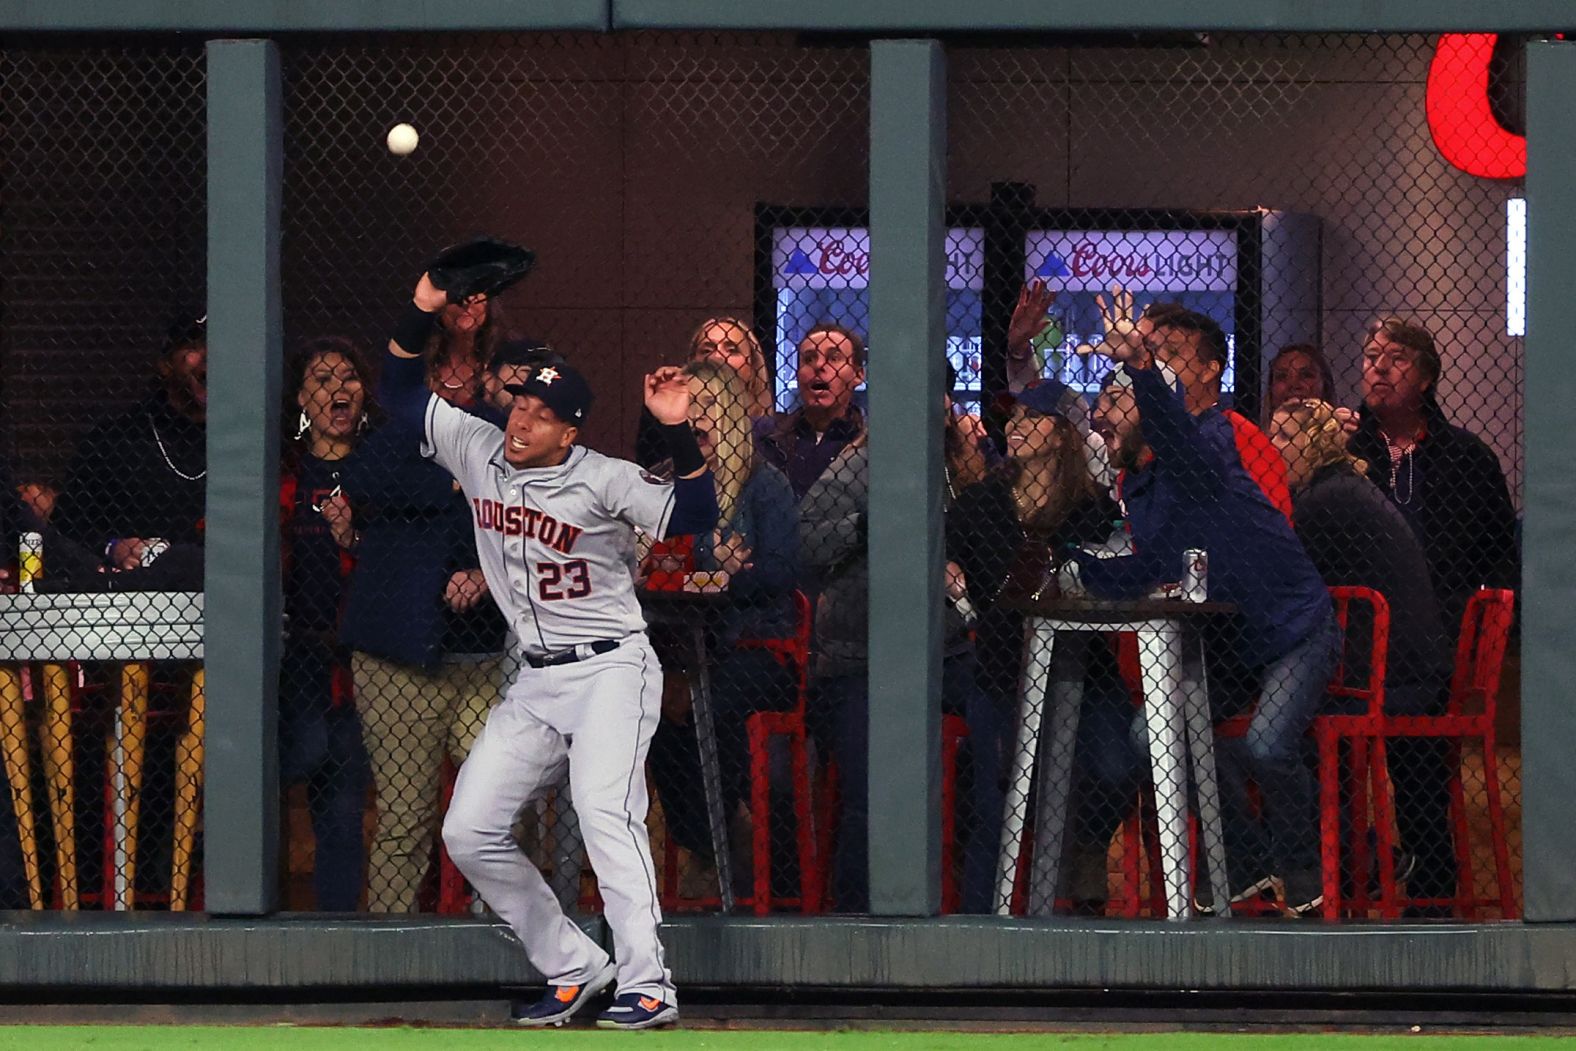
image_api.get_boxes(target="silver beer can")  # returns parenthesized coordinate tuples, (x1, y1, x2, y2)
(1181, 548, 1208, 603)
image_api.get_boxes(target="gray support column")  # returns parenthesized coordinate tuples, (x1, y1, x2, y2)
(1521, 39, 1576, 923)
(866, 38, 947, 916)
(204, 38, 283, 915)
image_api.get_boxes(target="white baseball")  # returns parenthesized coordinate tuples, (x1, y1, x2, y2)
(386, 122, 419, 156)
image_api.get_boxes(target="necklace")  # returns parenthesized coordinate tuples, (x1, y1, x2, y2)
(149, 413, 205, 481)
(1381, 429, 1416, 506)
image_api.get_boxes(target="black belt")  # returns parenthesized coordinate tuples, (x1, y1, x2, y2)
(525, 639, 621, 669)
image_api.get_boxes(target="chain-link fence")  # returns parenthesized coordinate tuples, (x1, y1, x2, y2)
(277, 32, 869, 914)
(0, 30, 1524, 925)
(947, 33, 1521, 921)
(0, 41, 208, 912)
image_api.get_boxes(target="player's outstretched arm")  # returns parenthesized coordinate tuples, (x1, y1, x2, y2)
(645, 366, 720, 537)
(380, 273, 448, 431)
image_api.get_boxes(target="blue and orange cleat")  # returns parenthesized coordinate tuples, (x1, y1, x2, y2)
(595, 992, 679, 1030)
(510, 961, 617, 1027)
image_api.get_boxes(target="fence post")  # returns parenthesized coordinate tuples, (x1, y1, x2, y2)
(204, 38, 283, 914)
(866, 38, 947, 916)
(1520, 39, 1576, 923)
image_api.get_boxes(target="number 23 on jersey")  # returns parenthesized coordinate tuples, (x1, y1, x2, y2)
(537, 559, 591, 601)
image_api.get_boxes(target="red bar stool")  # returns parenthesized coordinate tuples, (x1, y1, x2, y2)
(1379, 588, 1518, 919)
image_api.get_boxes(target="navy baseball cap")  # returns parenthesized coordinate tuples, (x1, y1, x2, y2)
(503, 362, 593, 424)
(488, 337, 564, 374)
(1001, 378, 1076, 418)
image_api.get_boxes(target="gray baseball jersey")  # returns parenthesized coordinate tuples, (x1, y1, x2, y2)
(421, 394, 675, 656)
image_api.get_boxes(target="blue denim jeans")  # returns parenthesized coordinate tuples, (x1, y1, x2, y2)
(1214, 607, 1341, 879)
(815, 653, 987, 913)
(280, 646, 371, 911)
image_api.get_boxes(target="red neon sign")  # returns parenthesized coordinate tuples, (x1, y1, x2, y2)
(1426, 33, 1527, 180)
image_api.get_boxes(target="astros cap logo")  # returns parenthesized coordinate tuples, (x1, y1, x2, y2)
(537, 367, 561, 386)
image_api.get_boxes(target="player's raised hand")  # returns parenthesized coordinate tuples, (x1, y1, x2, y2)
(413, 272, 448, 312)
(644, 366, 692, 425)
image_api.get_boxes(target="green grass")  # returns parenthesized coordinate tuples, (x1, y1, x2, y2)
(2, 1030, 1576, 1051)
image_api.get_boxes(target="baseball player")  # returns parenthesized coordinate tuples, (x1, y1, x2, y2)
(381, 273, 718, 1030)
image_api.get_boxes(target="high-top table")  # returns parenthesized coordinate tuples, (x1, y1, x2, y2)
(996, 595, 1236, 920)
(637, 589, 735, 912)
(0, 591, 203, 911)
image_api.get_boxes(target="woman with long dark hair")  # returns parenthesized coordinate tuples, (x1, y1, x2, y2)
(947, 381, 1136, 914)
(279, 336, 374, 910)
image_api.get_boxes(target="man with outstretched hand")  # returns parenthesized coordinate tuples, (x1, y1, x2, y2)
(381, 268, 717, 1030)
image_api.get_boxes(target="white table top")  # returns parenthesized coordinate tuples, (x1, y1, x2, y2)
(0, 591, 204, 662)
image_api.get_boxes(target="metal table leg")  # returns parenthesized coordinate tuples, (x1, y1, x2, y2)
(995, 618, 1054, 915)
(688, 625, 734, 912)
(1134, 623, 1193, 919)
(1179, 638, 1229, 919)
(0, 667, 43, 908)
(111, 662, 150, 911)
(170, 667, 204, 911)
(1027, 631, 1090, 917)
(39, 663, 76, 909)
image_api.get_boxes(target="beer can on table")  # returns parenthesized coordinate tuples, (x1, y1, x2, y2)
(18, 531, 42, 593)
(1181, 548, 1208, 603)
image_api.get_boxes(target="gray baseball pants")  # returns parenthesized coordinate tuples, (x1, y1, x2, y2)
(442, 635, 674, 1001)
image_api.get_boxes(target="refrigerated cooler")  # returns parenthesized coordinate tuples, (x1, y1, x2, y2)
(756, 204, 1320, 418)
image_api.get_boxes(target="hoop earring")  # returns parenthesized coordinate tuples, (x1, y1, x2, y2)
(296, 410, 310, 440)
(357, 413, 369, 435)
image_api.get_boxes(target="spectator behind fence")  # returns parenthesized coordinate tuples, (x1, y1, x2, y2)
(946, 379, 1139, 915)
(1346, 317, 1518, 639)
(1264, 344, 1337, 423)
(759, 323, 866, 500)
(53, 312, 208, 576)
(1081, 339, 1338, 917)
(799, 375, 988, 913)
(16, 481, 56, 525)
(944, 359, 997, 495)
(1140, 302, 1295, 524)
(645, 360, 801, 899)
(636, 317, 772, 469)
(338, 297, 509, 913)
(1268, 398, 1458, 912)
(421, 283, 509, 411)
(278, 337, 374, 910)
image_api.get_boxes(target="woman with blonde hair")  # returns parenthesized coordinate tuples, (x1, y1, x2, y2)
(636, 317, 773, 469)
(687, 316, 773, 419)
(646, 359, 801, 899)
(1267, 398, 1457, 913)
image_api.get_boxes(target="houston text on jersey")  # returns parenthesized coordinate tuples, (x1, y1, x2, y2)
(472, 497, 583, 554)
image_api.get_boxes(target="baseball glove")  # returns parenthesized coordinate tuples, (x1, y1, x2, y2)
(427, 236, 536, 302)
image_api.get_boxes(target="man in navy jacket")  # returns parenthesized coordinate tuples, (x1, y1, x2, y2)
(1077, 324, 1338, 916)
